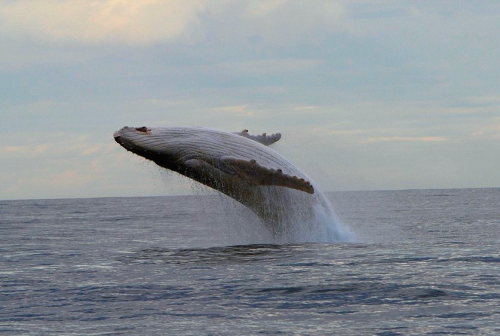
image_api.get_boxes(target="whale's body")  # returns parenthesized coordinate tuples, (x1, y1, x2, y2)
(114, 126, 349, 241)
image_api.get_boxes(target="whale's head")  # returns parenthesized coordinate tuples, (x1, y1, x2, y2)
(114, 126, 184, 168)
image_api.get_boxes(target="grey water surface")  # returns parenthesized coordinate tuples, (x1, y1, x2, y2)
(1, 188, 499, 335)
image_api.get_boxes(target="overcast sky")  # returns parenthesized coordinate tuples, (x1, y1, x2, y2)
(1, 0, 499, 200)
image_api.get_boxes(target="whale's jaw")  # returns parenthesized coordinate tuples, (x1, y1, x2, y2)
(114, 126, 182, 172)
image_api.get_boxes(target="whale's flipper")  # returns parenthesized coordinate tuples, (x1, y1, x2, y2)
(218, 156, 314, 194)
(234, 129, 281, 146)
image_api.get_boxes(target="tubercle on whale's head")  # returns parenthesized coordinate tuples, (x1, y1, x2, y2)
(133, 126, 151, 134)
(113, 126, 179, 164)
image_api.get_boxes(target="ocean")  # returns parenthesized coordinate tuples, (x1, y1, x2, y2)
(1, 188, 499, 335)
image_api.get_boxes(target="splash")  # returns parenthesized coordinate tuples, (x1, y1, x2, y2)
(262, 184, 355, 244)
(187, 175, 354, 245)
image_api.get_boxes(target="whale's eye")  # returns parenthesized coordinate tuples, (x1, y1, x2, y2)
(135, 126, 150, 134)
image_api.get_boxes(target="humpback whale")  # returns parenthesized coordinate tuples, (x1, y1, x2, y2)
(114, 126, 349, 241)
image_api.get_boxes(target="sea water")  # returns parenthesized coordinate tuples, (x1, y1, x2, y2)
(1, 188, 499, 335)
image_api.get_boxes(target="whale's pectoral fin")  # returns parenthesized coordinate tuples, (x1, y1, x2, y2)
(234, 129, 281, 146)
(219, 156, 314, 194)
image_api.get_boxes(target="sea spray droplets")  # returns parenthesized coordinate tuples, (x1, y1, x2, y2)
(159, 167, 353, 244)
(186, 174, 275, 245)
(258, 184, 355, 243)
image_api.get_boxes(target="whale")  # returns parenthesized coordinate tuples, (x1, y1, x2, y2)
(114, 126, 348, 241)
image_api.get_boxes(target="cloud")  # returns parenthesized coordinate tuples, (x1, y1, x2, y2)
(3, 145, 49, 156)
(0, 0, 207, 44)
(0, 0, 353, 46)
(363, 136, 448, 143)
(207, 105, 254, 117)
(210, 105, 248, 113)
(173, 59, 323, 79)
(0, 162, 107, 200)
(81, 147, 100, 156)
(246, 0, 288, 17)
(329, 130, 366, 135)
(471, 118, 500, 139)
(52, 170, 99, 188)
(0, 131, 119, 162)
(207, 1, 353, 45)
(465, 96, 500, 107)
(292, 105, 322, 111)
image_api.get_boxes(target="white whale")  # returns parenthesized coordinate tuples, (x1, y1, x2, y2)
(114, 126, 350, 241)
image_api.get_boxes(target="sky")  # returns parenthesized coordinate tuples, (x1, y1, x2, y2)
(1, 0, 499, 200)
